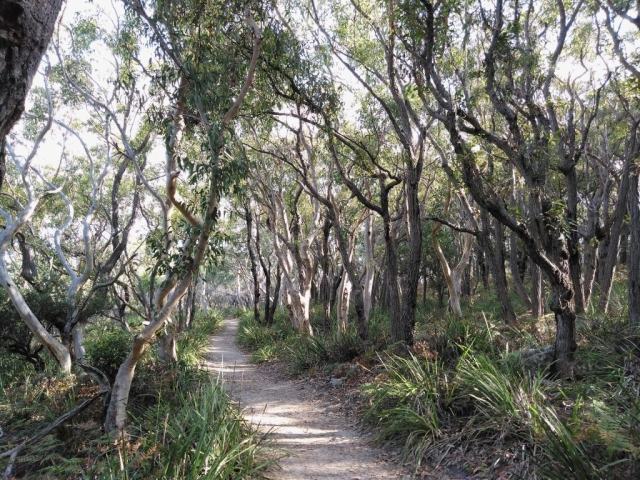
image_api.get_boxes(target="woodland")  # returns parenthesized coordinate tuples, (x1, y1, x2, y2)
(0, 0, 639, 478)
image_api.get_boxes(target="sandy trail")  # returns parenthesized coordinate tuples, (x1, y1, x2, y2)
(205, 318, 410, 480)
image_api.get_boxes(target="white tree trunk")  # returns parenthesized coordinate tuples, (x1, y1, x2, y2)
(336, 270, 352, 337)
(363, 212, 375, 321)
(0, 258, 71, 373)
(73, 327, 86, 363)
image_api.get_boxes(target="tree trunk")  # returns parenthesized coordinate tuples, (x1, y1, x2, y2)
(619, 223, 629, 266)
(479, 211, 517, 323)
(268, 265, 281, 326)
(597, 160, 631, 312)
(530, 260, 544, 317)
(0, 258, 71, 373)
(328, 207, 369, 341)
(398, 166, 421, 345)
(629, 171, 640, 330)
(510, 231, 532, 310)
(551, 284, 577, 377)
(157, 325, 178, 362)
(320, 216, 332, 329)
(431, 186, 474, 319)
(104, 338, 148, 433)
(336, 270, 352, 337)
(0, 0, 64, 191)
(363, 211, 375, 321)
(244, 205, 261, 324)
(565, 167, 586, 314)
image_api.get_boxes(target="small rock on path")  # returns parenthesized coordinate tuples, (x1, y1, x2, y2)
(205, 318, 411, 480)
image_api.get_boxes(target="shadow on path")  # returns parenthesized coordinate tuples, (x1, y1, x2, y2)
(205, 318, 409, 480)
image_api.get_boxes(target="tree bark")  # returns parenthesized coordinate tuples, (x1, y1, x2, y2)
(629, 170, 640, 330)
(510, 231, 532, 310)
(363, 211, 375, 321)
(597, 159, 632, 312)
(530, 259, 545, 317)
(244, 204, 261, 324)
(478, 210, 517, 323)
(0, 258, 71, 373)
(399, 164, 422, 344)
(0, 0, 64, 191)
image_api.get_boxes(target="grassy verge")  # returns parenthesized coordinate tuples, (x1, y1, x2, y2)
(1, 310, 269, 479)
(235, 297, 640, 478)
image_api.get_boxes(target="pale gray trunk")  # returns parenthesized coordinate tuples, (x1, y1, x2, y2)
(363, 212, 375, 321)
(336, 270, 352, 337)
(0, 258, 71, 373)
(73, 327, 86, 363)
(157, 325, 178, 362)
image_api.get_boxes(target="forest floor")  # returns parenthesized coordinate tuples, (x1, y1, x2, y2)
(205, 318, 424, 480)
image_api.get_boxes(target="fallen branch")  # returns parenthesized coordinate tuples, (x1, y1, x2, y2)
(1, 391, 106, 480)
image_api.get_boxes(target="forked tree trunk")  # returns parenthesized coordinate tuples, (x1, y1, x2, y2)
(431, 186, 474, 318)
(157, 326, 178, 362)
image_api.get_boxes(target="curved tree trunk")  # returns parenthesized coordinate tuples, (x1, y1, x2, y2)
(431, 185, 474, 318)
(0, 258, 72, 373)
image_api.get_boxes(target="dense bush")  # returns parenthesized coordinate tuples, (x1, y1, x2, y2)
(85, 328, 132, 382)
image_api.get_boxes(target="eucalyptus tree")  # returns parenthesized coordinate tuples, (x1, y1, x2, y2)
(104, 0, 263, 433)
(596, 0, 640, 330)
(308, 0, 432, 345)
(430, 182, 475, 318)
(396, 0, 607, 375)
(251, 138, 320, 336)
(0, 63, 124, 374)
(0, 0, 64, 192)
(253, 116, 372, 339)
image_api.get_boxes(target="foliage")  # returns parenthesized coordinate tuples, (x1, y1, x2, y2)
(99, 370, 269, 479)
(85, 328, 133, 382)
(358, 308, 640, 478)
(0, 310, 266, 479)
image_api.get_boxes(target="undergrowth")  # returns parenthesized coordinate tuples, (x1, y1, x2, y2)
(236, 293, 640, 479)
(363, 311, 640, 479)
(1, 310, 268, 479)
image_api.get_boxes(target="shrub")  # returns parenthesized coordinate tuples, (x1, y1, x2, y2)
(86, 328, 132, 382)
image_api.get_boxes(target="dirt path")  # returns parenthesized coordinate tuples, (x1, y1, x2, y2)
(205, 318, 412, 480)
